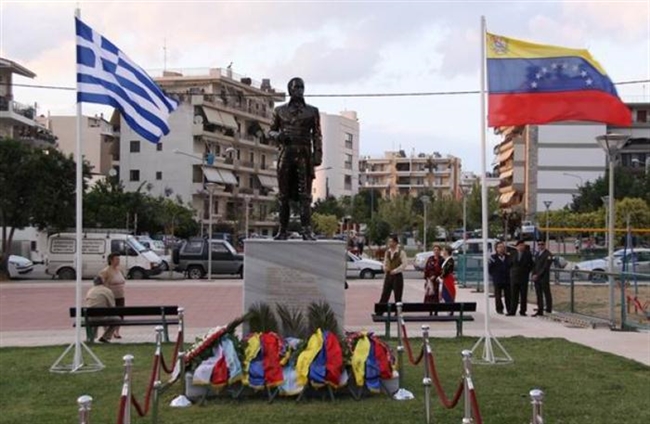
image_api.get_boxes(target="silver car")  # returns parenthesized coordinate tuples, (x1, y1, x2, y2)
(573, 248, 650, 282)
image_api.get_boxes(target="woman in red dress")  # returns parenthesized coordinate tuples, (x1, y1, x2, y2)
(423, 245, 442, 303)
(439, 246, 456, 303)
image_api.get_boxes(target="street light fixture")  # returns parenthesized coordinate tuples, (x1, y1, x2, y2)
(562, 172, 584, 188)
(543, 200, 552, 245)
(631, 158, 649, 175)
(596, 133, 629, 325)
(460, 183, 471, 254)
(420, 196, 431, 252)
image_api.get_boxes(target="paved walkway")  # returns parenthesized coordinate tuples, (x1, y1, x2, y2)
(1, 279, 648, 366)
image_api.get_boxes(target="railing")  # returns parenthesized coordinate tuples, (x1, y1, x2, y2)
(0, 97, 36, 119)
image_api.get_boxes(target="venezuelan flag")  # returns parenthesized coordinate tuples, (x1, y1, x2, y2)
(486, 33, 631, 127)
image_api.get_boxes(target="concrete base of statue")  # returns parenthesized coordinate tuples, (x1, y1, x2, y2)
(243, 239, 347, 332)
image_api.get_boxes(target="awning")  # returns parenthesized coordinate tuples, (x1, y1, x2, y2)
(202, 166, 225, 184)
(257, 174, 278, 189)
(202, 166, 239, 185)
(498, 147, 514, 163)
(499, 191, 515, 204)
(202, 107, 238, 130)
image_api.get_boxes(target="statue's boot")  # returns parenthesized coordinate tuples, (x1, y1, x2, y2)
(301, 226, 316, 241)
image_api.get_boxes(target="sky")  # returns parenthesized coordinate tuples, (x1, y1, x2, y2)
(1, 0, 649, 173)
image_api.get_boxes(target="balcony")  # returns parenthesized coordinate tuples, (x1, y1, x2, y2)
(194, 93, 275, 122)
(0, 97, 37, 126)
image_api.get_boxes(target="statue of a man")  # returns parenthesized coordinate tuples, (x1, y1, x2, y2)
(268, 77, 322, 240)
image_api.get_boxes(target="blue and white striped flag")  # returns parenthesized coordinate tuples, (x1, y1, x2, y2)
(75, 17, 178, 144)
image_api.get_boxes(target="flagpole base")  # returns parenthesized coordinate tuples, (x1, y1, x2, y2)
(470, 331, 513, 365)
(50, 341, 104, 374)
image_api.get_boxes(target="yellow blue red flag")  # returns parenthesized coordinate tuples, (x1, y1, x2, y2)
(486, 33, 631, 127)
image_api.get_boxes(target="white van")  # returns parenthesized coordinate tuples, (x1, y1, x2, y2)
(46, 231, 164, 280)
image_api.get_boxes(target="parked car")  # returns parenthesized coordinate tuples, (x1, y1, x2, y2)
(414, 238, 501, 271)
(172, 238, 244, 279)
(8, 255, 34, 279)
(573, 248, 650, 282)
(346, 252, 384, 279)
(137, 237, 172, 271)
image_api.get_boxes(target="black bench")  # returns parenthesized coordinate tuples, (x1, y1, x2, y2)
(372, 302, 477, 338)
(69, 306, 180, 343)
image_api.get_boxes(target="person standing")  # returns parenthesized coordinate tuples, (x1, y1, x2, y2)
(99, 253, 126, 339)
(85, 276, 118, 343)
(510, 240, 534, 316)
(488, 241, 511, 315)
(532, 240, 553, 316)
(423, 245, 443, 303)
(439, 246, 456, 303)
(379, 235, 407, 303)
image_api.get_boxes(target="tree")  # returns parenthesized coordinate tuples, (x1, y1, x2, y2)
(466, 183, 500, 234)
(367, 217, 391, 245)
(312, 196, 344, 218)
(570, 167, 650, 213)
(312, 213, 339, 237)
(429, 195, 462, 241)
(614, 198, 650, 229)
(377, 195, 415, 235)
(0, 141, 84, 278)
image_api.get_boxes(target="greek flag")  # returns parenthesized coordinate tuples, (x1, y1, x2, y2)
(75, 17, 178, 143)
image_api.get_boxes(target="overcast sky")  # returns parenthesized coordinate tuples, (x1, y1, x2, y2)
(2, 0, 649, 173)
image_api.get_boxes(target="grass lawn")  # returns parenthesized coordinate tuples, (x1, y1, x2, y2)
(0, 338, 648, 424)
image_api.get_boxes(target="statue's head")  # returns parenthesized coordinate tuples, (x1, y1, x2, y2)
(288, 77, 305, 100)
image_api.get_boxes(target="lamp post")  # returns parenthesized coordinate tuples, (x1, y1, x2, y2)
(543, 200, 552, 245)
(244, 195, 250, 238)
(632, 157, 649, 176)
(420, 196, 431, 252)
(460, 183, 470, 253)
(596, 133, 629, 325)
(562, 172, 584, 188)
(601, 195, 609, 249)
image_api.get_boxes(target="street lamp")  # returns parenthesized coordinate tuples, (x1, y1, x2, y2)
(562, 172, 584, 188)
(460, 183, 470, 253)
(420, 196, 431, 252)
(543, 200, 552, 245)
(596, 133, 629, 325)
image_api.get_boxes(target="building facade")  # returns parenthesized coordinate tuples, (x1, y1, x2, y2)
(116, 68, 284, 237)
(0, 57, 56, 147)
(359, 151, 462, 199)
(39, 115, 117, 176)
(496, 102, 650, 217)
(312, 111, 360, 201)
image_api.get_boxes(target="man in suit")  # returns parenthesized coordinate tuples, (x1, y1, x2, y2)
(509, 240, 534, 316)
(488, 241, 511, 315)
(531, 240, 554, 316)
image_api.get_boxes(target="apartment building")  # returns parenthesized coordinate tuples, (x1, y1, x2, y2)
(116, 68, 284, 237)
(312, 111, 360, 201)
(38, 114, 118, 176)
(496, 102, 650, 217)
(359, 151, 462, 199)
(0, 57, 56, 147)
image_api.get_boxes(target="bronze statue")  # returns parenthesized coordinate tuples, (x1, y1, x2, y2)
(268, 77, 323, 240)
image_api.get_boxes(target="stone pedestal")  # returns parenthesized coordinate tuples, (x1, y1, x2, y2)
(243, 239, 347, 331)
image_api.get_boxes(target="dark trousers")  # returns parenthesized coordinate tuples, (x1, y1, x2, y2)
(535, 279, 553, 313)
(379, 273, 404, 303)
(510, 280, 529, 314)
(494, 283, 511, 313)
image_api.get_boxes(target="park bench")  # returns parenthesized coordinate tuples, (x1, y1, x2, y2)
(372, 302, 477, 338)
(69, 306, 180, 343)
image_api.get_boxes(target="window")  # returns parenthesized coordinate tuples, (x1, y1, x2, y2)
(249, 152, 255, 164)
(345, 132, 354, 149)
(156, 171, 162, 180)
(249, 176, 255, 189)
(183, 241, 204, 254)
(156, 143, 163, 151)
(261, 154, 266, 168)
(130, 140, 140, 153)
(344, 175, 352, 190)
(637, 110, 648, 123)
(345, 154, 353, 170)
(211, 243, 229, 254)
(111, 240, 127, 255)
(130, 170, 140, 181)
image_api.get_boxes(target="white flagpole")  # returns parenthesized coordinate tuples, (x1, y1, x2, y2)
(471, 16, 513, 365)
(73, 6, 84, 371)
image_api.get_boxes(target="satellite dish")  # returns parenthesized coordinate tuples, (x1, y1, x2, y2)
(193, 115, 204, 125)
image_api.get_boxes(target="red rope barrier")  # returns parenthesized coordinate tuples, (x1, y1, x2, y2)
(116, 395, 127, 424)
(131, 354, 160, 417)
(160, 331, 183, 374)
(399, 322, 425, 365)
(469, 388, 483, 424)
(426, 350, 464, 409)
